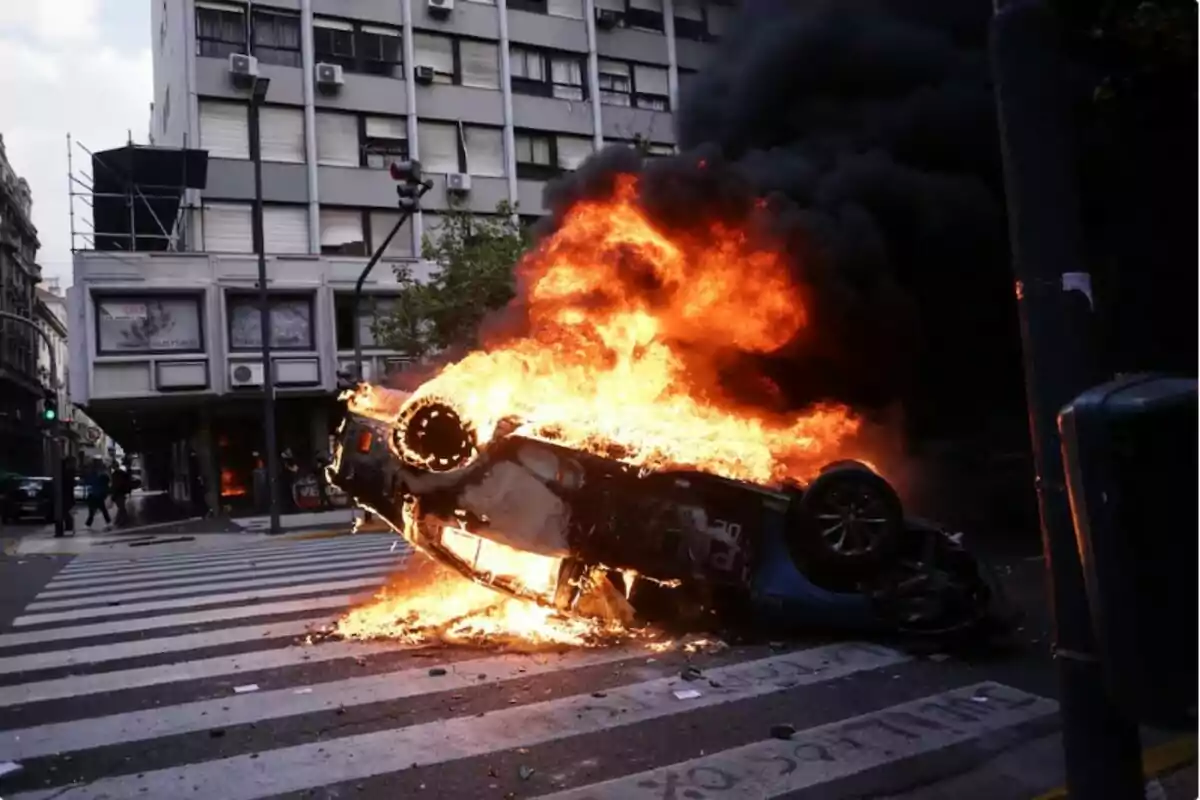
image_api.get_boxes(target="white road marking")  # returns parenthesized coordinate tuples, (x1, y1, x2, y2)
(0, 637, 414, 708)
(13, 576, 389, 627)
(54, 537, 398, 580)
(0, 617, 335, 676)
(54, 534, 394, 574)
(535, 683, 1059, 800)
(42, 551, 405, 594)
(0, 595, 363, 650)
(6, 643, 909, 800)
(27, 563, 402, 611)
(0, 648, 644, 761)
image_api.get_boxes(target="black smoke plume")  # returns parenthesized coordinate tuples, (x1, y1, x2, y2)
(535, 0, 1023, 437)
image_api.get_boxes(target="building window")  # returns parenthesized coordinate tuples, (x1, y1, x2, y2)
(598, 60, 632, 107)
(597, 60, 669, 111)
(227, 294, 314, 351)
(199, 100, 249, 159)
(514, 131, 557, 180)
(369, 211, 414, 258)
(313, 18, 402, 78)
(258, 106, 305, 163)
(511, 0, 582, 17)
(415, 121, 505, 177)
(417, 121, 462, 174)
(95, 295, 205, 355)
(508, 0, 548, 12)
(412, 34, 502, 91)
(460, 40, 501, 90)
(262, 206, 310, 254)
(251, 8, 302, 68)
(626, 0, 664, 32)
(195, 1, 246, 59)
(510, 46, 586, 101)
(320, 208, 367, 256)
(464, 126, 506, 177)
(364, 116, 410, 168)
(557, 135, 594, 171)
(413, 32, 456, 84)
(335, 294, 398, 350)
(315, 111, 360, 167)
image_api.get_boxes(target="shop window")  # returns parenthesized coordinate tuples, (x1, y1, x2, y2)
(227, 294, 314, 351)
(95, 295, 205, 355)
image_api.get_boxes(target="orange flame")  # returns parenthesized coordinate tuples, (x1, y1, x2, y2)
(359, 174, 858, 485)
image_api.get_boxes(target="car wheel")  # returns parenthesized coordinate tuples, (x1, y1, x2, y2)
(786, 461, 904, 582)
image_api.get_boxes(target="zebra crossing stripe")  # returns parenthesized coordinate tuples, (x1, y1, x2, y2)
(54, 534, 394, 573)
(53, 536, 397, 579)
(0, 594, 362, 650)
(5, 643, 910, 800)
(0, 636, 416, 708)
(0, 617, 335, 676)
(26, 562, 404, 611)
(42, 550, 405, 594)
(12, 575, 390, 627)
(534, 683, 1059, 800)
(0, 647, 644, 762)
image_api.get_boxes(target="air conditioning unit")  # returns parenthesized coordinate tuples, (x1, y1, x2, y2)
(414, 65, 435, 85)
(446, 172, 472, 193)
(228, 53, 259, 88)
(229, 362, 264, 388)
(595, 8, 622, 29)
(427, 0, 454, 19)
(315, 62, 344, 90)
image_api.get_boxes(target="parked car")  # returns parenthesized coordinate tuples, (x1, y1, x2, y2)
(331, 388, 1015, 640)
(1, 475, 55, 524)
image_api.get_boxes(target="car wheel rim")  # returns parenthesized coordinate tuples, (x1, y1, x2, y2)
(812, 483, 892, 556)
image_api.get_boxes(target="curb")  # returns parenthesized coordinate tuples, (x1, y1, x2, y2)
(1032, 736, 1196, 800)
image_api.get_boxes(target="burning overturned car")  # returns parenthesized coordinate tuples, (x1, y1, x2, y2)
(329, 170, 1012, 643)
(332, 385, 1011, 641)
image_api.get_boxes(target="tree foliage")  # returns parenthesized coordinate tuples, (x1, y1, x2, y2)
(375, 200, 530, 359)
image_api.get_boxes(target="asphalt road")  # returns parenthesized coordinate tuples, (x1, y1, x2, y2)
(0, 531, 1081, 800)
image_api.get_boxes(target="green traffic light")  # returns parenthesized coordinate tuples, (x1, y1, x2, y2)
(44, 408, 57, 421)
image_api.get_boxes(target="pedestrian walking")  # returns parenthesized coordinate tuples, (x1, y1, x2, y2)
(84, 459, 111, 528)
(110, 459, 131, 527)
(58, 455, 76, 536)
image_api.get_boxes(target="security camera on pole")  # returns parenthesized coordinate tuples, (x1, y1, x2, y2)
(347, 160, 433, 387)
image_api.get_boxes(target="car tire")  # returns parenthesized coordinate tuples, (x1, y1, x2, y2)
(785, 461, 904, 582)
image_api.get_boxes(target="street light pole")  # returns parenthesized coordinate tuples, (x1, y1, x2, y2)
(350, 162, 432, 383)
(990, 2, 1145, 798)
(248, 75, 282, 535)
(0, 310, 64, 537)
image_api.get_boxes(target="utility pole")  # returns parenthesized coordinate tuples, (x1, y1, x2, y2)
(248, 75, 282, 535)
(990, 2, 1145, 798)
(0, 311, 64, 537)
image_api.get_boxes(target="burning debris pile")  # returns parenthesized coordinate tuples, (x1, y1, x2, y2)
(335, 555, 654, 650)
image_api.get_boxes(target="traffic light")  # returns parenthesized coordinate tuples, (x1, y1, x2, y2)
(389, 159, 432, 212)
(40, 390, 59, 426)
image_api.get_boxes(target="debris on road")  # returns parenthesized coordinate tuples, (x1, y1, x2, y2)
(673, 689, 702, 700)
(233, 684, 259, 694)
(681, 666, 703, 681)
(518, 765, 535, 780)
(770, 724, 797, 740)
(429, 667, 448, 676)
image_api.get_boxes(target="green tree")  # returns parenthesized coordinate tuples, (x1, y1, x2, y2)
(375, 200, 531, 359)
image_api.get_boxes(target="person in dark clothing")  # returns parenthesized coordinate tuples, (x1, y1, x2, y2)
(59, 455, 76, 536)
(280, 448, 300, 513)
(110, 460, 131, 527)
(314, 453, 332, 510)
(84, 460, 111, 528)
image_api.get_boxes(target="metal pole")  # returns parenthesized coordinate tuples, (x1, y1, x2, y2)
(989, 3, 1145, 798)
(249, 77, 282, 535)
(352, 214, 409, 383)
(0, 311, 64, 537)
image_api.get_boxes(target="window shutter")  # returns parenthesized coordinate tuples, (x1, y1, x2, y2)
(459, 40, 500, 90)
(320, 209, 364, 251)
(464, 127, 505, 177)
(417, 121, 460, 174)
(630, 0, 662, 10)
(315, 112, 359, 166)
(595, 0, 624, 10)
(201, 203, 253, 252)
(557, 136, 593, 170)
(634, 64, 669, 96)
(413, 32, 455, 81)
(199, 101, 249, 159)
(674, 0, 703, 20)
(369, 211, 414, 257)
(259, 106, 305, 163)
(365, 116, 407, 140)
(547, 0, 583, 19)
(262, 206, 309, 254)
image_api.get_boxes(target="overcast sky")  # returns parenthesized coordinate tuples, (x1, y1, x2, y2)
(0, 0, 152, 289)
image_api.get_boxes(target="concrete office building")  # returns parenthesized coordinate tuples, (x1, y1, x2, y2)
(68, 0, 733, 513)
